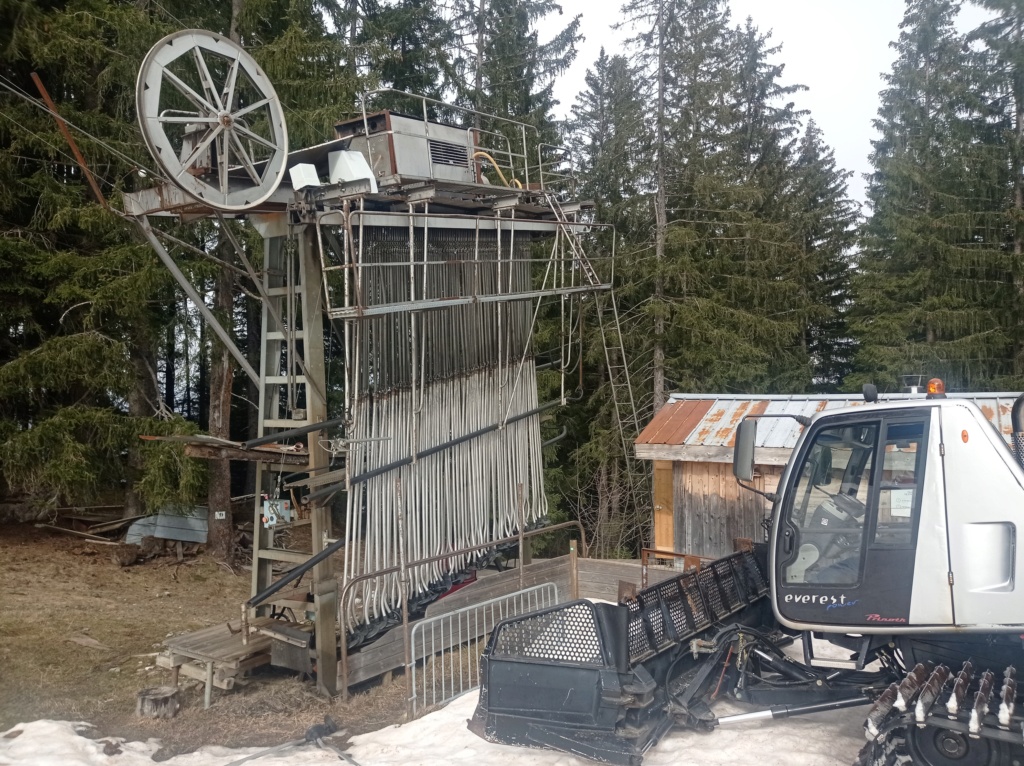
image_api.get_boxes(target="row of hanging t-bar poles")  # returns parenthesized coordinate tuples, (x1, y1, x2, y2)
(239, 191, 617, 675)
(139, 140, 621, 696)
(308, 196, 614, 641)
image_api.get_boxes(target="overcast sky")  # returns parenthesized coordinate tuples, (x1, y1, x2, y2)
(551, 0, 994, 207)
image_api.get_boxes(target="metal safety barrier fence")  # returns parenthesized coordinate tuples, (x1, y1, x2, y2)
(408, 582, 560, 716)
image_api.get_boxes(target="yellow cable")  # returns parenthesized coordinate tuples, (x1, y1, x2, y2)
(472, 150, 521, 189)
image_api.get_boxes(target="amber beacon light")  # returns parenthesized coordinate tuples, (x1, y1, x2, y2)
(926, 378, 946, 398)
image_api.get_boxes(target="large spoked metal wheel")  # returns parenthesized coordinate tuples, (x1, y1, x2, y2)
(136, 29, 288, 211)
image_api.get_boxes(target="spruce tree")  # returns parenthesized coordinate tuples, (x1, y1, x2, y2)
(360, 0, 455, 99)
(569, 50, 650, 234)
(969, 0, 1024, 385)
(0, 0, 360, 527)
(852, 0, 1011, 391)
(788, 121, 860, 392)
(0, 2, 192, 513)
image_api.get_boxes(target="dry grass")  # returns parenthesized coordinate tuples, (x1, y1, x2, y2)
(0, 524, 407, 757)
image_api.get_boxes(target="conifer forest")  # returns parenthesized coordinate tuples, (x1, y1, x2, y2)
(2, 0, 1023, 557)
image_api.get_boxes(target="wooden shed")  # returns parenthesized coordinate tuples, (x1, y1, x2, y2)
(634, 393, 1019, 559)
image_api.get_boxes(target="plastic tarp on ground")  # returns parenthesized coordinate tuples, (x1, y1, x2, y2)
(124, 507, 208, 545)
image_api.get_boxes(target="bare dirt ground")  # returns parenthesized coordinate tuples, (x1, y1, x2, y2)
(0, 524, 406, 759)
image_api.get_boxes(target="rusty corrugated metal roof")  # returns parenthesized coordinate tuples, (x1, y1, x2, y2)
(636, 400, 713, 444)
(636, 392, 1020, 449)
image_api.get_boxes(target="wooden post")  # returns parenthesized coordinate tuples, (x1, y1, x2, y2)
(136, 687, 180, 719)
(569, 540, 578, 600)
(338, 605, 349, 702)
(300, 227, 336, 698)
(204, 661, 214, 708)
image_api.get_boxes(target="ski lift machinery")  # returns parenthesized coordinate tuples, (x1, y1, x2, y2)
(127, 30, 645, 696)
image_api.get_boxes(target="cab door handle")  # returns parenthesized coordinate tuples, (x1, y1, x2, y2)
(782, 529, 794, 556)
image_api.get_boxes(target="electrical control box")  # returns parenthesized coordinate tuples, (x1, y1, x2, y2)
(261, 498, 294, 528)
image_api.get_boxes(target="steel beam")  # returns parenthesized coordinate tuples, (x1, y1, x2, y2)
(134, 216, 259, 386)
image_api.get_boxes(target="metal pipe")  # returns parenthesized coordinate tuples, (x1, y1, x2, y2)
(542, 427, 568, 448)
(716, 696, 870, 726)
(30, 72, 108, 210)
(303, 399, 561, 503)
(396, 480, 413, 722)
(242, 417, 346, 449)
(134, 216, 259, 386)
(517, 484, 525, 592)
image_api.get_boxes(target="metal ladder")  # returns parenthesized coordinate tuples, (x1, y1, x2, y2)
(543, 192, 601, 287)
(595, 290, 652, 544)
(544, 192, 652, 548)
(250, 227, 338, 695)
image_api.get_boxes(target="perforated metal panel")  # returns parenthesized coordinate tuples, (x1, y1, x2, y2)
(711, 558, 742, 611)
(490, 601, 603, 664)
(696, 567, 727, 620)
(680, 575, 711, 628)
(622, 551, 768, 664)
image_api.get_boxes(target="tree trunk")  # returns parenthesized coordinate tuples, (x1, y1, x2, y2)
(1015, 20, 1024, 378)
(125, 341, 159, 519)
(203, 0, 248, 565)
(164, 305, 176, 411)
(208, 259, 235, 564)
(652, 0, 668, 412)
(229, 0, 243, 43)
(596, 460, 610, 558)
(198, 316, 209, 430)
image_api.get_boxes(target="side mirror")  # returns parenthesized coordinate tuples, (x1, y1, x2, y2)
(733, 419, 757, 483)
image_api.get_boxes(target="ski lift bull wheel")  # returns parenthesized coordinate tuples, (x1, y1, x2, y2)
(136, 29, 288, 212)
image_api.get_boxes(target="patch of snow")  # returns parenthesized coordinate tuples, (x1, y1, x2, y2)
(1, 687, 866, 766)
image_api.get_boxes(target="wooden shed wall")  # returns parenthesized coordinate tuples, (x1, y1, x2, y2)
(656, 461, 779, 559)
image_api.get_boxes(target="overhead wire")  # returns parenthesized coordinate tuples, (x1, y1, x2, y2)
(0, 73, 169, 188)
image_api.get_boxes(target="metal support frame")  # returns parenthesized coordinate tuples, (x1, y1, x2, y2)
(134, 216, 259, 385)
(120, 80, 648, 701)
(248, 223, 337, 695)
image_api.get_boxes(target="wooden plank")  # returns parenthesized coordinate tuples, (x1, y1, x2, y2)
(34, 524, 118, 544)
(87, 515, 146, 534)
(184, 443, 310, 465)
(652, 461, 674, 551)
(172, 659, 238, 690)
(635, 444, 793, 464)
(345, 622, 409, 686)
(165, 618, 276, 665)
(575, 559, 678, 601)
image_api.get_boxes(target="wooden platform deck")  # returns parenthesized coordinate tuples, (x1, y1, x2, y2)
(158, 616, 281, 707)
(157, 553, 694, 707)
